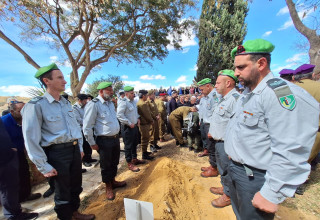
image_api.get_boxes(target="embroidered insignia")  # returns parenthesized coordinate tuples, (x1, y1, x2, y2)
(279, 95, 296, 110)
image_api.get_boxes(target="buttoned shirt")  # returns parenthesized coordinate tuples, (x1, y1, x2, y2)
(83, 95, 120, 146)
(225, 73, 320, 204)
(198, 88, 220, 123)
(116, 97, 139, 126)
(73, 102, 85, 128)
(21, 92, 83, 174)
(209, 88, 239, 141)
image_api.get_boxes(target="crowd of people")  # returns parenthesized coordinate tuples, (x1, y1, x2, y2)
(0, 38, 319, 220)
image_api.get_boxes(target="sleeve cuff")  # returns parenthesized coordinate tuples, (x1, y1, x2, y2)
(40, 163, 54, 175)
(260, 183, 286, 204)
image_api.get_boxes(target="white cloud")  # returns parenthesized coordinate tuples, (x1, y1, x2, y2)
(273, 52, 308, 73)
(278, 8, 313, 31)
(190, 64, 198, 72)
(140, 74, 166, 80)
(176, 75, 187, 83)
(285, 53, 307, 63)
(167, 20, 197, 51)
(50, 56, 58, 63)
(262, 31, 272, 37)
(121, 75, 128, 79)
(0, 85, 39, 97)
(277, 6, 289, 16)
(80, 83, 88, 93)
(123, 80, 157, 91)
(182, 47, 190, 54)
(278, 20, 294, 31)
(177, 83, 188, 88)
(273, 64, 296, 73)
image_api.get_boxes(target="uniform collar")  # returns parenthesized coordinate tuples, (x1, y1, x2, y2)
(243, 72, 273, 95)
(44, 91, 67, 104)
(74, 102, 82, 108)
(222, 88, 237, 100)
(97, 95, 111, 104)
(204, 88, 216, 99)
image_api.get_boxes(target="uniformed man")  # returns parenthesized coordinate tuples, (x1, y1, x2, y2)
(207, 70, 240, 208)
(21, 63, 95, 220)
(73, 94, 97, 167)
(117, 90, 125, 106)
(169, 106, 197, 147)
(225, 39, 319, 219)
(147, 90, 161, 152)
(197, 78, 220, 178)
(279, 69, 294, 82)
(155, 93, 168, 142)
(117, 86, 145, 172)
(137, 90, 154, 160)
(83, 82, 126, 201)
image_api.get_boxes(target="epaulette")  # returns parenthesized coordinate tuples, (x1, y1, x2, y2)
(266, 78, 296, 111)
(232, 93, 240, 100)
(28, 96, 43, 104)
(92, 98, 99, 103)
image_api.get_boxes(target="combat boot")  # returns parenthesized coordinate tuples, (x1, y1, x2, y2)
(128, 162, 140, 172)
(112, 179, 127, 189)
(210, 186, 224, 195)
(105, 182, 115, 200)
(198, 149, 209, 157)
(211, 193, 231, 208)
(142, 152, 154, 160)
(201, 165, 212, 171)
(201, 166, 219, 177)
(154, 144, 162, 150)
(132, 158, 146, 165)
(72, 211, 95, 220)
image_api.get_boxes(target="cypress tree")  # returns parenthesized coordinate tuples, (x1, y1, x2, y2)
(196, 0, 248, 82)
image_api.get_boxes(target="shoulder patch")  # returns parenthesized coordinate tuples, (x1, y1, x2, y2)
(267, 78, 296, 111)
(92, 98, 99, 103)
(28, 96, 43, 104)
(232, 93, 240, 100)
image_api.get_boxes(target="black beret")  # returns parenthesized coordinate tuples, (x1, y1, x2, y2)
(77, 94, 88, 100)
(139, 90, 148, 95)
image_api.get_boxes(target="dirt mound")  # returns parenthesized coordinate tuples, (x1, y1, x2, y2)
(84, 156, 235, 220)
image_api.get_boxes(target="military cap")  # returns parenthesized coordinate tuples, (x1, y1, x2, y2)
(97, 82, 112, 90)
(231, 39, 275, 59)
(197, 78, 212, 86)
(139, 89, 148, 95)
(35, 63, 59, 79)
(171, 91, 177, 95)
(124, 86, 134, 92)
(87, 94, 94, 100)
(218, 69, 238, 83)
(77, 94, 88, 100)
(119, 90, 125, 95)
(148, 89, 155, 95)
(159, 93, 167, 96)
(279, 69, 294, 76)
(294, 64, 315, 75)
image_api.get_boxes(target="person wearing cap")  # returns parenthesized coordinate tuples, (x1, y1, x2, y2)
(21, 63, 94, 220)
(117, 86, 145, 172)
(117, 90, 125, 106)
(197, 78, 220, 179)
(206, 70, 240, 208)
(137, 90, 154, 160)
(73, 94, 97, 167)
(279, 69, 294, 82)
(155, 93, 168, 142)
(225, 39, 319, 219)
(293, 64, 320, 172)
(147, 90, 161, 152)
(83, 82, 126, 201)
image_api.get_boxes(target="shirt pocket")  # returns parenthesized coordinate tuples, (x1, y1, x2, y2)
(46, 114, 62, 122)
(242, 113, 259, 127)
(99, 111, 110, 125)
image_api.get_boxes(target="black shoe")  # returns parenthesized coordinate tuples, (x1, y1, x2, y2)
(9, 212, 39, 220)
(87, 158, 98, 163)
(146, 151, 152, 155)
(150, 145, 158, 153)
(83, 162, 92, 167)
(179, 143, 187, 148)
(82, 168, 87, 173)
(25, 193, 41, 201)
(175, 141, 179, 146)
(295, 185, 305, 195)
(43, 188, 54, 198)
(154, 144, 162, 150)
(142, 153, 154, 160)
(188, 147, 194, 151)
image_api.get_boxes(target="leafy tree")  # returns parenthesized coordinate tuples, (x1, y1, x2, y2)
(0, 0, 196, 96)
(86, 75, 124, 98)
(196, 0, 248, 82)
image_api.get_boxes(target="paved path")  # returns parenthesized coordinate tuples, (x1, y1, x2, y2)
(0, 140, 126, 220)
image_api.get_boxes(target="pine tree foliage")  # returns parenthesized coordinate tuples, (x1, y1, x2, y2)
(196, 0, 248, 82)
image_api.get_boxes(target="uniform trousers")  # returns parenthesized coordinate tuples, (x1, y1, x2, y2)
(0, 152, 22, 219)
(168, 116, 184, 145)
(149, 120, 159, 146)
(201, 123, 216, 167)
(96, 136, 120, 183)
(159, 116, 166, 139)
(82, 132, 93, 163)
(17, 151, 31, 202)
(215, 142, 231, 196)
(44, 143, 82, 220)
(187, 132, 201, 149)
(200, 122, 208, 150)
(139, 124, 151, 152)
(228, 161, 275, 220)
(121, 124, 138, 162)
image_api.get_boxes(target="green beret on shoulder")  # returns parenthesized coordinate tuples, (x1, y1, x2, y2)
(197, 78, 212, 86)
(218, 69, 238, 83)
(124, 86, 134, 92)
(97, 82, 112, 90)
(35, 63, 59, 79)
(231, 39, 275, 59)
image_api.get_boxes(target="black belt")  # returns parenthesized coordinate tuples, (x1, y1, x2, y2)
(215, 140, 224, 143)
(204, 123, 210, 126)
(97, 134, 119, 139)
(231, 159, 266, 177)
(49, 140, 78, 148)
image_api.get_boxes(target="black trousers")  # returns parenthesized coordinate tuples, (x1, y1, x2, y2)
(215, 142, 231, 196)
(82, 132, 92, 163)
(200, 123, 216, 167)
(96, 136, 120, 183)
(228, 161, 275, 220)
(45, 144, 82, 220)
(0, 152, 22, 219)
(121, 124, 138, 162)
(200, 122, 208, 150)
(17, 152, 31, 202)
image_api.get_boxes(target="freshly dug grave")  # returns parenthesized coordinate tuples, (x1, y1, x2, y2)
(82, 137, 319, 220)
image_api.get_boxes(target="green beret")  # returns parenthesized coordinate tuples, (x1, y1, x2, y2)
(197, 78, 212, 86)
(35, 63, 59, 79)
(97, 82, 112, 90)
(231, 39, 275, 59)
(218, 69, 238, 83)
(124, 86, 134, 92)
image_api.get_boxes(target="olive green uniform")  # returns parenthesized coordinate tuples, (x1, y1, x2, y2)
(137, 99, 153, 152)
(169, 106, 191, 145)
(295, 79, 320, 162)
(155, 99, 167, 140)
(147, 99, 159, 146)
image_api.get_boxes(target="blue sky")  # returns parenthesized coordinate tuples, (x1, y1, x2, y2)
(0, 0, 317, 97)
